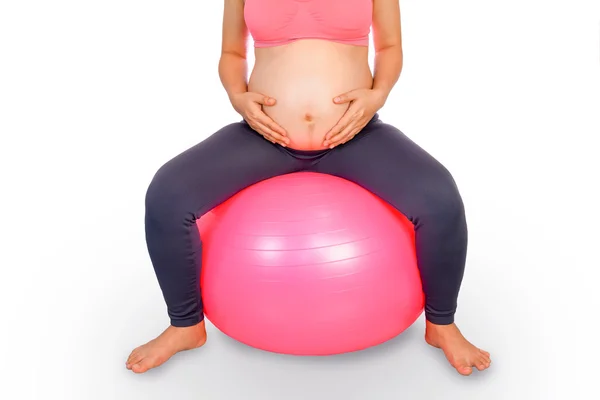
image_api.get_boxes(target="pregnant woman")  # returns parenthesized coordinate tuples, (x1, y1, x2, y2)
(126, 0, 491, 375)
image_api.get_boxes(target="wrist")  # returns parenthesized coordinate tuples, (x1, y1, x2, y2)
(371, 88, 389, 108)
(228, 90, 245, 102)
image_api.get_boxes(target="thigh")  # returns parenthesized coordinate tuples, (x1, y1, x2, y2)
(146, 122, 299, 217)
(314, 121, 459, 220)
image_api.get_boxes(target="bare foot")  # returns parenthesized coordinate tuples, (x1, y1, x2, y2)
(425, 321, 491, 376)
(126, 320, 207, 373)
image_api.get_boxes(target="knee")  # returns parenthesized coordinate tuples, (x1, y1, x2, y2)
(419, 166, 465, 222)
(145, 161, 187, 219)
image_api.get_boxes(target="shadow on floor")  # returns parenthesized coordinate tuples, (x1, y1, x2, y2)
(216, 323, 423, 366)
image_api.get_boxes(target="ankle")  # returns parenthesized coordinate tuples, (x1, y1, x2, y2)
(426, 321, 459, 335)
(166, 321, 206, 337)
(161, 323, 207, 350)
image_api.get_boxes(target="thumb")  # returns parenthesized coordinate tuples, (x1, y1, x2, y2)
(333, 90, 358, 104)
(251, 92, 276, 106)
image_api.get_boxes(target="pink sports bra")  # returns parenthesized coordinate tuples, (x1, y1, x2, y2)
(244, 0, 372, 48)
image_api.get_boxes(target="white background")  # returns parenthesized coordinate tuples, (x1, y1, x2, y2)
(1, 0, 599, 399)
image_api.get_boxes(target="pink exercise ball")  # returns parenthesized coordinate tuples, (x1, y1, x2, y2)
(197, 172, 424, 355)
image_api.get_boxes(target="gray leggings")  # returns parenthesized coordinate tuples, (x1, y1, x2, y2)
(144, 114, 467, 327)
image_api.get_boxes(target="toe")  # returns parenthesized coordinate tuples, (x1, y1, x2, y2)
(479, 349, 490, 358)
(479, 350, 491, 365)
(127, 350, 144, 369)
(477, 354, 490, 370)
(127, 348, 140, 362)
(132, 358, 153, 374)
(457, 366, 473, 376)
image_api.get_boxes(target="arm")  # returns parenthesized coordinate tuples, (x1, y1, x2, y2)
(219, 0, 249, 100)
(218, 0, 289, 145)
(371, 0, 404, 104)
(324, 0, 403, 147)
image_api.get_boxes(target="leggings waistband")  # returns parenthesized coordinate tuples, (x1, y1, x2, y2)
(284, 147, 330, 159)
(243, 113, 380, 160)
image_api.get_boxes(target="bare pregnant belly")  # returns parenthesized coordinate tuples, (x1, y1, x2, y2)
(248, 40, 373, 150)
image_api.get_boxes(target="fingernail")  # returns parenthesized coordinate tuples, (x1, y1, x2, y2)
(334, 97, 341, 102)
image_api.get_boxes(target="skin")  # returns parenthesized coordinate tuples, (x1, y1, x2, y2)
(127, 0, 492, 375)
(247, 39, 373, 150)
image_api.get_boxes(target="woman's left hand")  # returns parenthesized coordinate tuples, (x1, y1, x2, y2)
(323, 88, 386, 148)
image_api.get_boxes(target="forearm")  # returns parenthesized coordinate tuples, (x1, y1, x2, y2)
(372, 44, 403, 103)
(218, 52, 248, 100)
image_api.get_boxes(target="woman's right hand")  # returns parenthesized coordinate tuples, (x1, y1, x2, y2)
(230, 92, 290, 147)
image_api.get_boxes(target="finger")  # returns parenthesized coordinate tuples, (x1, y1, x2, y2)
(331, 118, 366, 146)
(255, 120, 288, 144)
(260, 132, 278, 145)
(249, 92, 276, 106)
(328, 120, 360, 147)
(336, 127, 361, 146)
(328, 131, 354, 148)
(324, 114, 354, 143)
(257, 114, 288, 138)
(246, 122, 275, 143)
(333, 90, 357, 104)
(253, 120, 288, 146)
(262, 133, 278, 144)
(262, 96, 276, 106)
